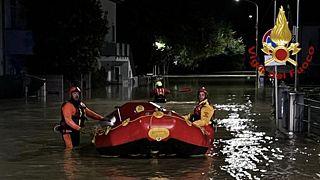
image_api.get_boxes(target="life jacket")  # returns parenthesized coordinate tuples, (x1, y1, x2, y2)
(156, 88, 165, 96)
(154, 88, 166, 102)
(190, 100, 206, 121)
(60, 100, 87, 133)
(190, 99, 216, 122)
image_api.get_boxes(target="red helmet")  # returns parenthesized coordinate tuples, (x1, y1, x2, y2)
(198, 86, 208, 97)
(69, 86, 81, 95)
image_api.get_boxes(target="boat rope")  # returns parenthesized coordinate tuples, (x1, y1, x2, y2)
(149, 114, 154, 129)
(91, 126, 112, 144)
(117, 108, 122, 122)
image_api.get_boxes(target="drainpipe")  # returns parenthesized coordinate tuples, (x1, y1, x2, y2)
(1, 0, 6, 75)
(294, 0, 300, 91)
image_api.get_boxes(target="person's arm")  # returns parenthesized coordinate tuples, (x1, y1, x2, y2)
(165, 88, 170, 94)
(193, 105, 215, 127)
(85, 107, 104, 121)
(182, 113, 192, 121)
(150, 89, 155, 97)
(62, 103, 81, 131)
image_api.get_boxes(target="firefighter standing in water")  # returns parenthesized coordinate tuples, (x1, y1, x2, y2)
(150, 81, 171, 103)
(59, 86, 111, 149)
(182, 86, 216, 127)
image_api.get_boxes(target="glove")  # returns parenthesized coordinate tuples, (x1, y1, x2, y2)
(193, 120, 207, 127)
(182, 114, 189, 121)
(101, 116, 116, 127)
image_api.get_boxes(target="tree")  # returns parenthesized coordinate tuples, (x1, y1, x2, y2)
(118, 0, 247, 74)
(167, 19, 245, 70)
(24, 0, 108, 80)
(152, 18, 245, 72)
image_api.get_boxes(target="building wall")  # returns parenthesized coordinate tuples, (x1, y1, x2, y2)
(100, 0, 116, 43)
(301, 26, 320, 59)
(0, 0, 4, 75)
(98, 1, 134, 85)
(0, 0, 32, 75)
(300, 25, 320, 81)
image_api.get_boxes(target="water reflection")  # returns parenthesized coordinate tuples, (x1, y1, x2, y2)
(0, 78, 320, 179)
(216, 94, 273, 179)
(63, 149, 77, 180)
(213, 89, 320, 179)
(100, 157, 216, 179)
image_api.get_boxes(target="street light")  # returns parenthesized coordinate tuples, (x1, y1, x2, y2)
(235, 0, 259, 87)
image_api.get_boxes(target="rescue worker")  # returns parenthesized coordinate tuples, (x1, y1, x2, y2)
(182, 86, 216, 155)
(59, 86, 110, 149)
(182, 87, 215, 127)
(150, 81, 170, 103)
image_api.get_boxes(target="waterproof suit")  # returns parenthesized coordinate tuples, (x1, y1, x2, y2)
(183, 99, 215, 127)
(60, 100, 104, 148)
(150, 87, 170, 103)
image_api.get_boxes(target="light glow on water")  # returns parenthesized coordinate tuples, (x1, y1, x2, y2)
(214, 95, 284, 179)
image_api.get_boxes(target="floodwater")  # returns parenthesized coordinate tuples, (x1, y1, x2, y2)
(0, 77, 319, 180)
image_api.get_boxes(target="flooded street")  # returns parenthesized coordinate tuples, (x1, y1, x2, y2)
(0, 77, 319, 179)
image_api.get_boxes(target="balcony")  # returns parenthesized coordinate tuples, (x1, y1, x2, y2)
(100, 42, 130, 57)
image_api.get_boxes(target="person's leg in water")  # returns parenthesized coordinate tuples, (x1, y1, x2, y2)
(62, 132, 80, 149)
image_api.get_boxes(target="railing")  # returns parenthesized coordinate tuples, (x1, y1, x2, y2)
(296, 98, 320, 137)
(100, 42, 130, 57)
(164, 71, 256, 78)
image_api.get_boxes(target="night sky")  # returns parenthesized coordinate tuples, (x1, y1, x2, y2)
(115, 0, 319, 73)
(117, 0, 318, 41)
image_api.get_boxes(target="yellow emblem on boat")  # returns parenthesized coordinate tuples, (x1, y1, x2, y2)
(135, 105, 144, 113)
(122, 118, 130, 126)
(153, 111, 164, 118)
(148, 128, 170, 141)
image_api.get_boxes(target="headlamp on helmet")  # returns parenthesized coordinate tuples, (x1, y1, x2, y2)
(156, 81, 163, 87)
(198, 86, 208, 97)
(69, 86, 81, 95)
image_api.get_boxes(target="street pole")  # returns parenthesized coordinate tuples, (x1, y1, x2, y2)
(235, 0, 259, 87)
(294, 0, 300, 91)
(1, 0, 6, 75)
(273, 0, 279, 128)
(254, 2, 259, 88)
(274, 0, 277, 24)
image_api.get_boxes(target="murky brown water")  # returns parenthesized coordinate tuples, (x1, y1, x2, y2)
(0, 77, 319, 179)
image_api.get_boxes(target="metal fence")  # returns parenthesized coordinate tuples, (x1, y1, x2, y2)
(296, 98, 320, 137)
